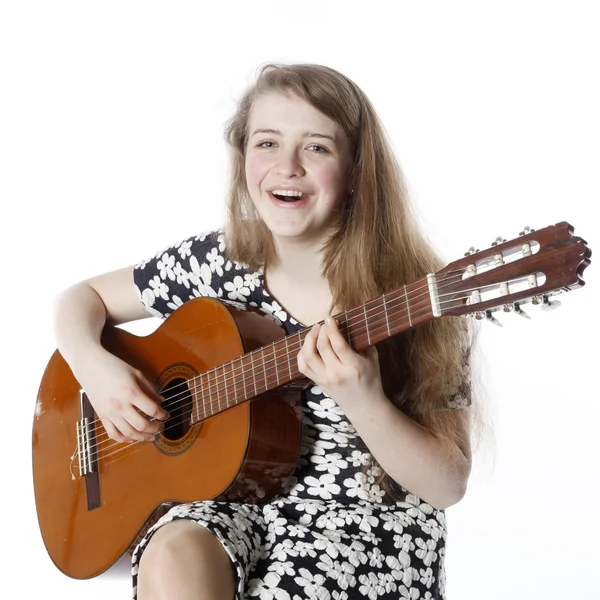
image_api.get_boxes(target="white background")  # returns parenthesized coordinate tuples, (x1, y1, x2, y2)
(1, 1, 598, 598)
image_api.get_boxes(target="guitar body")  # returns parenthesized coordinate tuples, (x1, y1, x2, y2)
(32, 298, 302, 579)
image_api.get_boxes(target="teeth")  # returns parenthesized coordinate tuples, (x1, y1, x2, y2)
(271, 190, 305, 197)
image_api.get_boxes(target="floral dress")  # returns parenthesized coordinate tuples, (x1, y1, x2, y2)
(131, 230, 470, 600)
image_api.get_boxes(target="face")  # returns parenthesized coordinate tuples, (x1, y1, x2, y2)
(244, 92, 352, 247)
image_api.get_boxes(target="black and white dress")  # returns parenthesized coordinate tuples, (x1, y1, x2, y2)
(131, 230, 470, 600)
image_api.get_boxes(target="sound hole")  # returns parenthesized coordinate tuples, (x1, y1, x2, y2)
(160, 377, 192, 441)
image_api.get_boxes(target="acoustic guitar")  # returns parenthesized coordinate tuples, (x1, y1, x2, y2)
(32, 221, 591, 579)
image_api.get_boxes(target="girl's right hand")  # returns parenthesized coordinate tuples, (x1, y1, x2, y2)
(74, 349, 170, 443)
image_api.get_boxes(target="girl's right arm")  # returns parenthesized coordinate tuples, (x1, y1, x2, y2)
(53, 266, 169, 443)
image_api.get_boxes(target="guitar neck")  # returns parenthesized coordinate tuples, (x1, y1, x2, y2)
(189, 276, 433, 424)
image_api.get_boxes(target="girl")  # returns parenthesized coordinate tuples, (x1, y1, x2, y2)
(53, 63, 474, 600)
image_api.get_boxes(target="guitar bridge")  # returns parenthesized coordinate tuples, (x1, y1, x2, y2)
(76, 417, 96, 476)
(76, 389, 101, 510)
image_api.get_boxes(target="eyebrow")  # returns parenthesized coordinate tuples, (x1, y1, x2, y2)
(250, 128, 337, 143)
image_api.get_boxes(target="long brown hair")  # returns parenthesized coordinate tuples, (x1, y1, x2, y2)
(224, 63, 483, 498)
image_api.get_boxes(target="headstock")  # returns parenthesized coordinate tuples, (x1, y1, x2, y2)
(436, 222, 591, 324)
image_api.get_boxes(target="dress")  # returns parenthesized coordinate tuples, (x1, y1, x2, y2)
(131, 230, 470, 600)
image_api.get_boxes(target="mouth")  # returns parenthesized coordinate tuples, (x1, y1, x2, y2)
(268, 189, 309, 203)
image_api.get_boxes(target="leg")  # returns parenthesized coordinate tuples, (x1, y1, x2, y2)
(137, 520, 236, 600)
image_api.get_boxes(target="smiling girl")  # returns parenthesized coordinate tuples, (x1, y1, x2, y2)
(53, 63, 475, 600)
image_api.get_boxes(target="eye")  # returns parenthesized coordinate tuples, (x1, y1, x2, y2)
(307, 144, 329, 154)
(257, 140, 276, 148)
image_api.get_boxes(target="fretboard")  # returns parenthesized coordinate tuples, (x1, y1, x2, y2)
(189, 275, 433, 424)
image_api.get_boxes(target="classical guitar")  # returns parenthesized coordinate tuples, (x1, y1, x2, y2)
(32, 221, 591, 579)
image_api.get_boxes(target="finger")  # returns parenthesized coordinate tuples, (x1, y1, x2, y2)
(112, 415, 153, 442)
(102, 419, 131, 444)
(136, 376, 170, 421)
(124, 407, 163, 436)
(300, 324, 325, 369)
(316, 321, 341, 366)
(325, 317, 355, 360)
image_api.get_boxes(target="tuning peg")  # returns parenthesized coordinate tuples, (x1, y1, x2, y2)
(485, 309, 503, 327)
(491, 237, 506, 247)
(514, 304, 531, 319)
(519, 226, 536, 236)
(540, 294, 562, 311)
(464, 246, 480, 257)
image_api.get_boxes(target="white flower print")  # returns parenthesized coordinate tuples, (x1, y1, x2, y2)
(294, 568, 330, 599)
(310, 452, 348, 475)
(358, 571, 397, 599)
(157, 252, 176, 281)
(343, 472, 370, 501)
(244, 272, 261, 291)
(294, 541, 318, 559)
(206, 247, 225, 275)
(336, 539, 368, 568)
(224, 275, 251, 302)
(188, 255, 218, 298)
(305, 474, 341, 500)
(248, 572, 291, 600)
(269, 539, 299, 561)
(394, 533, 416, 557)
(173, 262, 190, 289)
(261, 299, 287, 323)
(348, 450, 370, 467)
(148, 275, 169, 301)
(135, 257, 151, 269)
(399, 585, 420, 599)
(216, 233, 226, 252)
(308, 397, 344, 422)
(267, 561, 295, 577)
(415, 538, 438, 567)
(166, 295, 184, 312)
(419, 567, 434, 589)
(177, 240, 192, 259)
(316, 555, 356, 590)
(315, 511, 346, 532)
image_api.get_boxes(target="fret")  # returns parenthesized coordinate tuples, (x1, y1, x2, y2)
(250, 351, 257, 398)
(200, 374, 206, 420)
(223, 363, 228, 408)
(285, 337, 292, 381)
(260, 348, 267, 393)
(206, 370, 212, 418)
(404, 284, 412, 327)
(274, 345, 280, 386)
(241, 356, 248, 403)
(193, 377, 200, 423)
(382, 293, 391, 336)
(363, 303, 371, 345)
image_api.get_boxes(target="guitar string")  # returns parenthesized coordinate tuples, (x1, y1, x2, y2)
(86, 260, 533, 459)
(81, 248, 533, 459)
(92, 280, 524, 468)
(84, 268, 466, 451)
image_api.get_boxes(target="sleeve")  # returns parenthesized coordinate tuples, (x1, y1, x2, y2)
(133, 230, 253, 319)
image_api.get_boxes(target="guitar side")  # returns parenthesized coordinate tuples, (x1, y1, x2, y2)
(32, 298, 302, 579)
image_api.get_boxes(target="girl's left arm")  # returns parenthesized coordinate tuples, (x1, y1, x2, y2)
(297, 317, 471, 511)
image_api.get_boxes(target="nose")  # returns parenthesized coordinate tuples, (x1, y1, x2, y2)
(276, 148, 305, 177)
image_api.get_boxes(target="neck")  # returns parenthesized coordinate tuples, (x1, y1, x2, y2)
(188, 273, 434, 425)
(270, 237, 326, 284)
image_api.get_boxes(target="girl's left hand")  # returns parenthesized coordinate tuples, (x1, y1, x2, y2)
(297, 316, 385, 410)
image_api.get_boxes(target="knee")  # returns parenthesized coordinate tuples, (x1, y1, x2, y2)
(137, 520, 235, 598)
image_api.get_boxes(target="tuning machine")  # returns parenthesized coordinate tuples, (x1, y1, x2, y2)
(503, 302, 531, 319)
(464, 246, 480, 257)
(519, 226, 536, 236)
(474, 308, 503, 327)
(491, 236, 506, 247)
